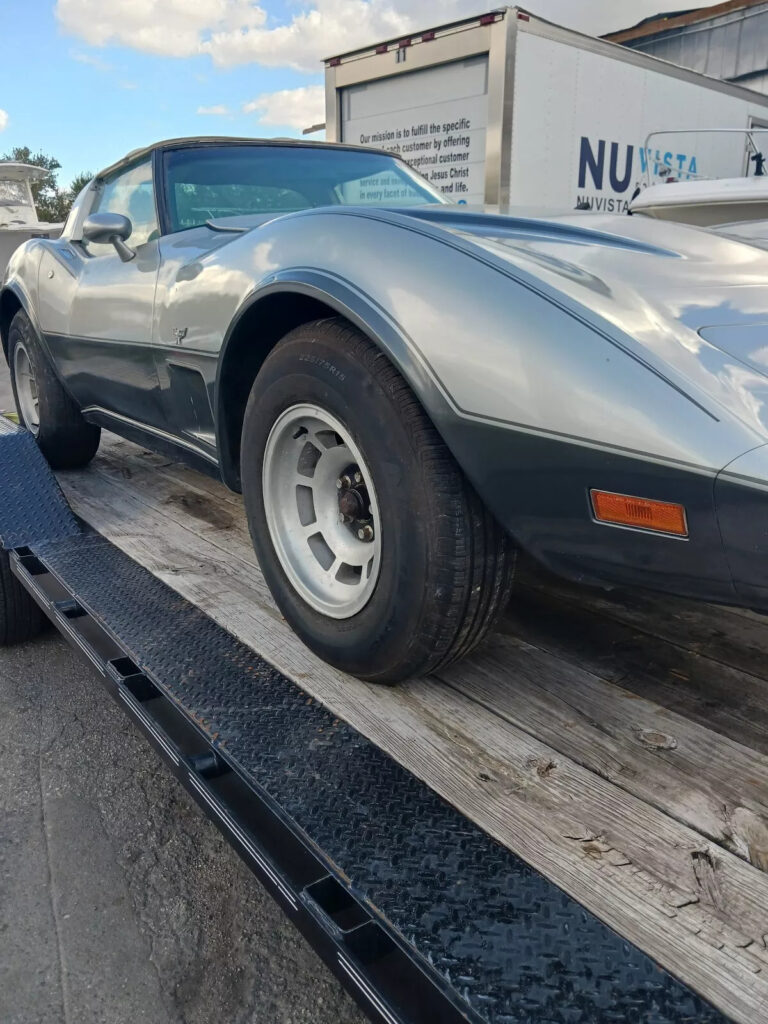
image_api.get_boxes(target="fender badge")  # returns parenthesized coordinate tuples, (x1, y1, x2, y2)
(173, 327, 188, 344)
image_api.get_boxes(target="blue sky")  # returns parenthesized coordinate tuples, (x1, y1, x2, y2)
(0, 0, 327, 184)
(0, 0, 726, 188)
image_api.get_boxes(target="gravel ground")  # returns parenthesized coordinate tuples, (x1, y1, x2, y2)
(0, 362, 366, 1024)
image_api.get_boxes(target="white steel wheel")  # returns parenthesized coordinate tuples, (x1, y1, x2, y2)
(13, 341, 40, 436)
(262, 403, 382, 619)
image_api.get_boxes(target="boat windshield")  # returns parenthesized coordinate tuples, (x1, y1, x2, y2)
(0, 180, 30, 206)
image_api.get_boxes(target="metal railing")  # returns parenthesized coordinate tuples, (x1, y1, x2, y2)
(642, 128, 768, 186)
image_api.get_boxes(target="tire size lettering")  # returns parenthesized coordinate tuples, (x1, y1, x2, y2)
(298, 354, 346, 381)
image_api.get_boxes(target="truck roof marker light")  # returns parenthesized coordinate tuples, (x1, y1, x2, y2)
(516, 11, 530, 21)
(398, 38, 412, 48)
(375, 44, 388, 54)
(421, 31, 436, 42)
(328, 57, 341, 67)
(590, 490, 688, 537)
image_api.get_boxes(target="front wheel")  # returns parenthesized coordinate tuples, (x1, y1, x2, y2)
(240, 318, 516, 684)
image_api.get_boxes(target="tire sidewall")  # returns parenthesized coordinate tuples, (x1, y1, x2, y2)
(7, 309, 100, 469)
(241, 330, 444, 680)
(9, 310, 62, 444)
(8, 311, 44, 435)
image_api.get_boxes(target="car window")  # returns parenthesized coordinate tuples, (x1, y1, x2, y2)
(87, 158, 158, 255)
(172, 181, 310, 230)
(163, 145, 444, 232)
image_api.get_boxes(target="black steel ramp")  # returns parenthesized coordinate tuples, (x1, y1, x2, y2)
(0, 419, 726, 1024)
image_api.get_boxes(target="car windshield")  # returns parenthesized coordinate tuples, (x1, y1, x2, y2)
(163, 144, 446, 232)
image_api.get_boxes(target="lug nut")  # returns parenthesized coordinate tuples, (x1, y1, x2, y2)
(353, 471, 362, 485)
(357, 525, 374, 542)
(336, 478, 343, 490)
(338, 512, 345, 523)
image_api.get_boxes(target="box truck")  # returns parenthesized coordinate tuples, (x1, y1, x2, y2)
(324, 6, 768, 211)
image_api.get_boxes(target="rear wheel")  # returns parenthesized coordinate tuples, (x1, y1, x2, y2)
(0, 549, 44, 646)
(8, 309, 100, 470)
(240, 318, 516, 684)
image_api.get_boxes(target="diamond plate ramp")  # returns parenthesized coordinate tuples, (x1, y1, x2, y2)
(31, 531, 723, 1024)
(0, 421, 725, 1023)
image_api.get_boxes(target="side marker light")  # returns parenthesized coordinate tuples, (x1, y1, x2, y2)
(590, 490, 688, 537)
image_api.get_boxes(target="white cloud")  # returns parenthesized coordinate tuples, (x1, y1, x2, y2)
(197, 104, 231, 115)
(120, 80, 138, 89)
(71, 49, 113, 71)
(0, 109, 7, 133)
(202, 1, 470, 71)
(55, 1, 730, 72)
(243, 85, 324, 131)
(55, 0, 477, 72)
(56, 0, 268, 59)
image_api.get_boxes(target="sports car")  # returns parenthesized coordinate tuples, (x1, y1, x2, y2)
(2, 136, 768, 683)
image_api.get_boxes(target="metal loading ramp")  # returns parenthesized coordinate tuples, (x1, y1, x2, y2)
(3, 417, 768, 1022)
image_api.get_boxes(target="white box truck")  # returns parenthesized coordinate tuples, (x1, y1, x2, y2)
(324, 6, 768, 211)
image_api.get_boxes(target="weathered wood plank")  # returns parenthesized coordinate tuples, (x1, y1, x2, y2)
(56, 445, 768, 1023)
(94, 437, 245, 508)
(500, 582, 768, 756)
(439, 635, 768, 868)
(517, 557, 768, 680)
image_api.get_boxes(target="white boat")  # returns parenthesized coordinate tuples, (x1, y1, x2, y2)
(630, 175, 768, 226)
(0, 163, 62, 275)
(629, 128, 768, 226)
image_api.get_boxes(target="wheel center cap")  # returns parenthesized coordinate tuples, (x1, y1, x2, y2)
(338, 488, 364, 520)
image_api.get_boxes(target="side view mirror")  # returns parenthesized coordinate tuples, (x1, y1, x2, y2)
(81, 212, 135, 262)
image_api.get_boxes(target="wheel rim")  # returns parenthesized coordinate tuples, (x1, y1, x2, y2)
(262, 404, 382, 619)
(13, 342, 40, 436)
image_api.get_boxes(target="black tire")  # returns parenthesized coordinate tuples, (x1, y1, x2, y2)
(8, 309, 100, 470)
(240, 318, 516, 684)
(0, 548, 45, 646)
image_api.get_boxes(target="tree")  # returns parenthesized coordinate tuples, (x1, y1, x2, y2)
(1, 146, 92, 222)
(68, 170, 94, 200)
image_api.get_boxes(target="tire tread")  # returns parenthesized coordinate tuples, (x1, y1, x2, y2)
(304, 318, 515, 680)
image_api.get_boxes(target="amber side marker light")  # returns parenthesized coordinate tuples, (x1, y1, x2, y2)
(590, 489, 688, 537)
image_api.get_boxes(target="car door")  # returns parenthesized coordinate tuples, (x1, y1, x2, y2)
(46, 158, 166, 431)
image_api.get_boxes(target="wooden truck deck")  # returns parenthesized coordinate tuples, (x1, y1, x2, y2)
(52, 431, 768, 1024)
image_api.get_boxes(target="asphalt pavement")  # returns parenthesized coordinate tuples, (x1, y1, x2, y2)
(0, 363, 366, 1024)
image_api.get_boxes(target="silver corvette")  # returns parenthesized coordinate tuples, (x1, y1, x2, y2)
(2, 136, 768, 682)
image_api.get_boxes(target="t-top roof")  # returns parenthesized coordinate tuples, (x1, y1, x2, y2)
(0, 163, 49, 182)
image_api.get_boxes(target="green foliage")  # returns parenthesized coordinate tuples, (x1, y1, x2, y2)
(68, 170, 94, 200)
(1, 145, 92, 222)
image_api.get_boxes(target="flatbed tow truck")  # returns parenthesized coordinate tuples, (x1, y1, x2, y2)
(2, 409, 768, 1024)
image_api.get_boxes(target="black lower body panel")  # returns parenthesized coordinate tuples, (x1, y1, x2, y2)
(0, 419, 725, 1024)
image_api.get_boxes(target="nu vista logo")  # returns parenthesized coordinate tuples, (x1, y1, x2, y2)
(575, 136, 699, 212)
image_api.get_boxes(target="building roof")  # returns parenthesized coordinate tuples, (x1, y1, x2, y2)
(604, 0, 767, 44)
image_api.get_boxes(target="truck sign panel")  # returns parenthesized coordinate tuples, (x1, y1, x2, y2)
(326, 9, 768, 211)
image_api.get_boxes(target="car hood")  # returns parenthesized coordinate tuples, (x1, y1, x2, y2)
(396, 205, 768, 333)
(390, 205, 768, 441)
